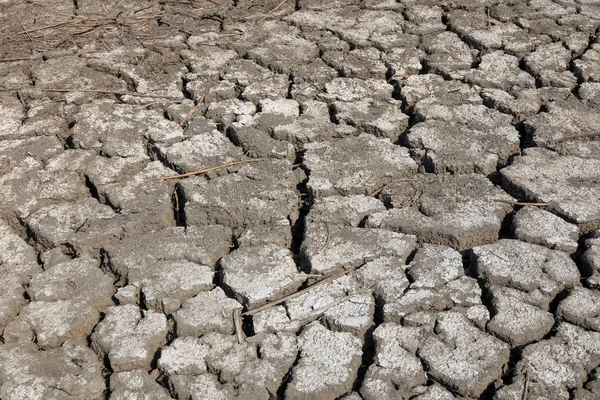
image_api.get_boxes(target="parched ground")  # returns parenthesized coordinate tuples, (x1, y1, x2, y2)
(1, 0, 600, 399)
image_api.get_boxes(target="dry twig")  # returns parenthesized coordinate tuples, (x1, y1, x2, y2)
(493, 199, 550, 207)
(256, 0, 287, 24)
(242, 264, 363, 316)
(157, 158, 265, 180)
(0, 87, 181, 100)
(179, 88, 207, 127)
(551, 132, 600, 143)
(233, 308, 244, 345)
(522, 367, 529, 400)
(368, 178, 415, 197)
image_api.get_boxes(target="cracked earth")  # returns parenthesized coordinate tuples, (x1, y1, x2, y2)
(1, 0, 600, 399)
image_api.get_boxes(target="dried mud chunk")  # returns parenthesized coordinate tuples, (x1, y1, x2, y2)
(360, 323, 427, 400)
(285, 322, 363, 400)
(105, 225, 232, 284)
(300, 222, 416, 274)
(583, 234, 600, 288)
(174, 287, 241, 336)
(220, 244, 302, 308)
(307, 195, 386, 227)
(573, 44, 600, 82)
(25, 198, 118, 251)
(332, 98, 409, 142)
(366, 174, 513, 251)
(557, 287, 600, 331)
(0, 93, 25, 138)
(464, 50, 536, 91)
(180, 159, 300, 228)
(420, 311, 510, 398)
(399, 74, 482, 111)
(170, 373, 235, 400)
(323, 292, 375, 336)
(486, 286, 555, 347)
(303, 134, 417, 198)
(500, 148, 600, 233)
(181, 46, 238, 78)
(382, 245, 485, 325)
(473, 239, 580, 307)
(91, 305, 167, 372)
(513, 206, 579, 254)
(322, 47, 387, 79)
(407, 106, 520, 175)
(0, 169, 89, 219)
(109, 370, 173, 400)
(0, 278, 26, 331)
(0, 221, 40, 285)
(423, 31, 475, 79)
(524, 99, 600, 159)
(0, 340, 105, 400)
(6, 257, 113, 348)
(156, 130, 245, 177)
(500, 323, 600, 399)
(93, 161, 177, 233)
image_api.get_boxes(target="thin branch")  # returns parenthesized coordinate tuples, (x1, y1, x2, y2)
(493, 199, 550, 207)
(179, 88, 207, 127)
(551, 132, 600, 143)
(242, 264, 363, 316)
(0, 57, 38, 63)
(0, 87, 181, 100)
(233, 308, 244, 345)
(368, 178, 415, 197)
(521, 367, 529, 400)
(18, 16, 34, 42)
(157, 158, 265, 180)
(256, 0, 287, 24)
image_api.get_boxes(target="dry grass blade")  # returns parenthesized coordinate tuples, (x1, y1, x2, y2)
(256, 0, 287, 24)
(157, 158, 266, 180)
(494, 199, 550, 207)
(552, 132, 600, 143)
(242, 264, 363, 316)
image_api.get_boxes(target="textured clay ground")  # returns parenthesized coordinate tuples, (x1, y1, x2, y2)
(1, 0, 600, 399)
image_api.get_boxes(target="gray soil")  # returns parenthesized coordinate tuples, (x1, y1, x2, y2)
(0, 0, 600, 399)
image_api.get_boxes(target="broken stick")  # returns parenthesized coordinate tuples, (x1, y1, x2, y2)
(493, 199, 550, 207)
(242, 264, 361, 316)
(552, 132, 600, 143)
(157, 158, 265, 180)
